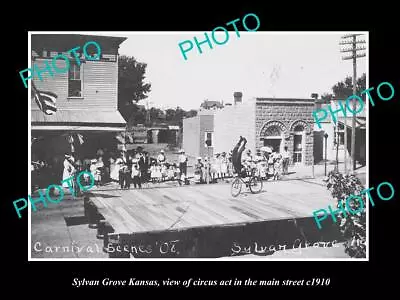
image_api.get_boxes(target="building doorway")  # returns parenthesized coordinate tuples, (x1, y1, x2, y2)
(264, 138, 281, 153)
(261, 124, 284, 153)
(293, 125, 305, 164)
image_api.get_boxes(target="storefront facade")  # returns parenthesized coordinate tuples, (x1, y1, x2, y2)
(31, 34, 127, 184)
(255, 98, 314, 165)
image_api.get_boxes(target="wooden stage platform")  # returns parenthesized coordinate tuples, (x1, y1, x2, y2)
(86, 180, 343, 258)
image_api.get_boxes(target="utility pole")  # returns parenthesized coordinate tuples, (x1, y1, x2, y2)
(340, 34, 366, 173)
(146, 100, 151, 125)
(145, 100, 155, 127)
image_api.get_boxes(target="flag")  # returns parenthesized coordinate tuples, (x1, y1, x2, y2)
(67, 134, 84, 145)
(31, 81, 57, 115)
(76, 133, 84, 145)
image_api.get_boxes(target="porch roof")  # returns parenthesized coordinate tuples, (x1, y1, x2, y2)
(31, 109, 126, 131)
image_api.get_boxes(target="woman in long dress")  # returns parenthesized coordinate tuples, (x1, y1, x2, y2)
(94, 156, 104, 185)
(109, 156, 118, 182)
(62, 154, 76, 190)
(220, 152, 228, 179)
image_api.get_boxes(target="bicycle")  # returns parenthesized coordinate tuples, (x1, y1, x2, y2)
(231, 168, 263, 197)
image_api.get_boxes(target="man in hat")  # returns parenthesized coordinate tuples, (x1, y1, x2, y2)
(232, 136, 247, 177)
(116, 148, 131, 189)
(221, 152, 228, 179)
(135, 146, 146, 183)
(194, 157, 204, 183)
(142, 151, 150, 183)
(178, 149, 188, 184)
(204, 156, 211, 184)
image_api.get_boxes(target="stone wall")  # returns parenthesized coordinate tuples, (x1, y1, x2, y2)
(255, 99, 315, 165)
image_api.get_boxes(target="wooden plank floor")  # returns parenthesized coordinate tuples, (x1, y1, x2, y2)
(89, 180, 335, 234)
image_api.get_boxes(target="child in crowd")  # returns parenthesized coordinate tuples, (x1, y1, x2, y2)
(82, 162, 92, 186)
(273, 153, 283, 181)
(155, 165, 162, 183)
(90, 159, 102, 186)
(150, 163, 157, 183)
(161, 164, 168, 182)
(167, 165, 175, 181)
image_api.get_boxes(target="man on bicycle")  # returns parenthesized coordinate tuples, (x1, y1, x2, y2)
(230, 136, 263, 197)
(232, 136, 247, 178)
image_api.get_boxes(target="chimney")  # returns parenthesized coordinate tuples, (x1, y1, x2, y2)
(234, 92, 243, 105)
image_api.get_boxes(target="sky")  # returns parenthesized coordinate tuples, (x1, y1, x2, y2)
(113, 32, 367, 111)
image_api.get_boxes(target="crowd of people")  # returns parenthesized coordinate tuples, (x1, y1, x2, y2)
(193, 142, 291, 183)
(31, 146, 190, 191)
(92, 146, 189, 189)
(31, 139, 293, 192)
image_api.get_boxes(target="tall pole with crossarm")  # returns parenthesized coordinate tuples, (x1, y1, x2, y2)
(340, 34, 366, 173)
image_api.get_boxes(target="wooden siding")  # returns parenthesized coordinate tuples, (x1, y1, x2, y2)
(32, 58, 118, 111)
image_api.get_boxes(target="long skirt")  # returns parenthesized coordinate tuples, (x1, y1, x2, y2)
(110, 164, 120, 181)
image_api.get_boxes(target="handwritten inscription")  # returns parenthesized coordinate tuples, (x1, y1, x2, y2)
(230, 239, 340, 256)
(106, 240, 180, 256)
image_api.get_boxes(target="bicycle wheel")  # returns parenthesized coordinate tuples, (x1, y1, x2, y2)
(231, 177, 242, 197)
(249, 176, 263, 194)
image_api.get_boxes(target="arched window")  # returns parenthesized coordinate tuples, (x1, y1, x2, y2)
(265, 125, 281, 137)
(294, 124, 304, 132)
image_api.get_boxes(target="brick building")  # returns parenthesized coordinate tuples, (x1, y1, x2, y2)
(183, 93, 315, 165)
(215, 94, 314, 165)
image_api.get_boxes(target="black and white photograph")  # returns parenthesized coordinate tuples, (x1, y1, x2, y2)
(28, 31, 368, 260)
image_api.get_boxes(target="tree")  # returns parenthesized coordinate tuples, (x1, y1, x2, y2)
(185, 109, 198, 118)
(332, 73, 366, 100)
(118, 55, 151, 121)
(126, 104, 146, 127)
(149, 107, 165, 123)
(326, 171, 366, 258)
(320, 93, 333, 103)
(165, 109, 177, 123)
(174, 107, 186, 127)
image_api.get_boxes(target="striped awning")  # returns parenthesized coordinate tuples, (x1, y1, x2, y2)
(31, 109, 126, 131)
